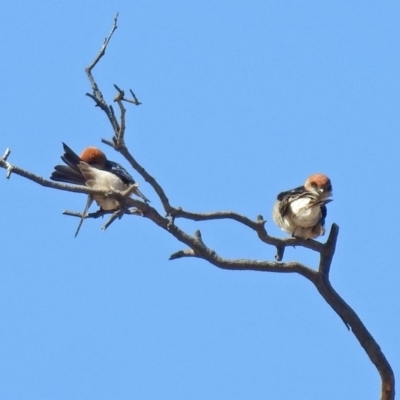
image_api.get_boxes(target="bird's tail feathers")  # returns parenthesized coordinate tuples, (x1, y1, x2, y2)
(61, 142, 81, 169)
(51, 143, 85, 185)
(50, 165, 86, 185)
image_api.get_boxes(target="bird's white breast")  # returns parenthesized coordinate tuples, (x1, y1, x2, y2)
(90, 169, 127, 191)
(289, 197, 321, 227)
(85, 168, 129, 210)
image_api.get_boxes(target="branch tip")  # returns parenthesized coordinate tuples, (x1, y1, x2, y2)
(101, 210, 123, 231)
(275, 246, 285, 262)
(326, 223, 339, 246)
(129, 89, 142, 105)
(101, 139, 115, 148)
(319, 223, 340, 276)
(6, 166, 13, 179)
(256, 214, 264, 222)
(169, 249, 196, 260)
(2, 148, 11, 161)
(194, 230, 204, 244)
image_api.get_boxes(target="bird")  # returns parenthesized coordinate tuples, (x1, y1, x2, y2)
(51, 142, 149, 236)
(272, 173, 333, 239)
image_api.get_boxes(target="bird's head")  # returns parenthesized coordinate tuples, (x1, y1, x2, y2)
(304, 173, 332, 198)
(80, 147, 108, 169)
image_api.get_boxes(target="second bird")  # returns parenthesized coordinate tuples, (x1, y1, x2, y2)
(272, 173, 332, 239)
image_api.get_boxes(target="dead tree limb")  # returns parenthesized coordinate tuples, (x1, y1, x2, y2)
(0, 15, 394, 400)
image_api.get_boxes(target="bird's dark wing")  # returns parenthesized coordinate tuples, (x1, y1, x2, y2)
(276, 185, 306, 201)
(106, 160, 150, 203)
(277, 185, 306, 216)
(106, 160, 136, 184)
(319, 204, 327, 228)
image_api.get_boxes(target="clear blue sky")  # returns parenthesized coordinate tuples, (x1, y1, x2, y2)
(1, 2, 399, 399)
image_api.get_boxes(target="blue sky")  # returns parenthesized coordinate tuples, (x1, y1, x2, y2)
(1, 2, 399, 399)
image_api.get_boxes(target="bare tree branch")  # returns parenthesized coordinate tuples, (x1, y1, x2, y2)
(85, 12, 119, 99)
(0, 155, 149, 217)
(314, 276, 395, 400)
(112, 84, 127, 147)
(82, 19, 397, 399)
(127, 89, 142, 105)
(0, 15, 394, 400)
(85, 13, 120, 135)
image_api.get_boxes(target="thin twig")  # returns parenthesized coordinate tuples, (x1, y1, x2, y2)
(1, 148, 11, 161)
(63, 208, 123, 219)
(102, 209, 124, 231)
(126, 89, 142, 105)
(0, 157, 151, 208)
(113, 84, 126, 147)
(85, 13, 119, 95)
(85, 13, 120, 135)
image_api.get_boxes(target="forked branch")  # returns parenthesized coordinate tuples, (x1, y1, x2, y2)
(0, 15, 394, 400)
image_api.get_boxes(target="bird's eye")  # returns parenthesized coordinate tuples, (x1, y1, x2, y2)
(310, 182, 318, 188)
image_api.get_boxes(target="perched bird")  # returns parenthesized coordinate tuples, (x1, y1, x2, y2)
(51, 143, 149, 236)
(272, 173, 332, 239)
